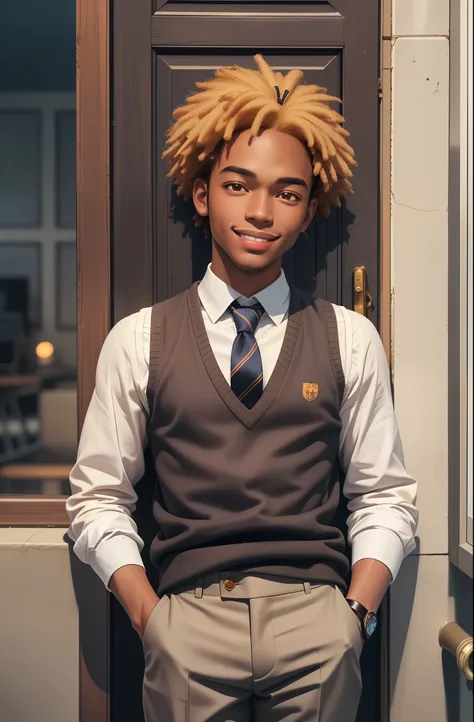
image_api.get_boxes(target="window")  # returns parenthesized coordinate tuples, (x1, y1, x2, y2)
(0, 1, 76, 524)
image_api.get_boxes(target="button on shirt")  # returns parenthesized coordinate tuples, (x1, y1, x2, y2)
(66, 265, 418, 591)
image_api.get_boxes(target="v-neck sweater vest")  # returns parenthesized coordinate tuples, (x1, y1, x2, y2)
(146, 282, 350, 595)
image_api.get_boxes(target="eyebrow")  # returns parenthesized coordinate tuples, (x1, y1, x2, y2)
(277, 176, 308, 189)
(219, 165, 256, 178)
(219, 165, 308, 190)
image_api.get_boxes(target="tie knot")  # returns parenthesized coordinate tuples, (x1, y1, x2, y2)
(229, 302, 264, 335)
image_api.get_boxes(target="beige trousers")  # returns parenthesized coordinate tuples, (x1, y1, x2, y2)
(142, 573, 363, 721)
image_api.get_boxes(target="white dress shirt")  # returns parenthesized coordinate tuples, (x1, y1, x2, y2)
(67, 265, 418, 591)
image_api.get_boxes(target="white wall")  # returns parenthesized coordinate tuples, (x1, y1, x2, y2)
(390, 1, 473, 720)
(0, 529, 79, 722)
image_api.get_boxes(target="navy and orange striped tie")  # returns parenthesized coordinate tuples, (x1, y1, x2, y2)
(229, 302, 264, 409)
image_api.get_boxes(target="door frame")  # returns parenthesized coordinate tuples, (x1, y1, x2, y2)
(76, 0, 111, 720)
(379, 2, 393, 719)
(76, 1, 392, 721)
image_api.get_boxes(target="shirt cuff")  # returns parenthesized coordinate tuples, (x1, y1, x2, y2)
(85, 535, 146, 591)
(351, 527, 405, 583)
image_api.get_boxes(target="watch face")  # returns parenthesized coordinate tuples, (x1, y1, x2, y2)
(365, 612, 377, 638)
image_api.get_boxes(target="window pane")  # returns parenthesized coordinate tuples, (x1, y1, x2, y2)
(0, 111, 41, 228)
(55, 110, 76, 228)
(56, 242, 76, 330)
(0, 242, 42, 328)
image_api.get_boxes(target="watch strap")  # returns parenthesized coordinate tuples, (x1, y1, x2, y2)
(346, 598, 378, 641)
(345, 599, 370, 621)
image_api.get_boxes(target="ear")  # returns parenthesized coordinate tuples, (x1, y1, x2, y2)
(301, 197, 318, 233)
(192, 178, 209, 218)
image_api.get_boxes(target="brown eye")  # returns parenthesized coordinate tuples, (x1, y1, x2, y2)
(277, 191, 300, 202)
(225, 182, 246, 192)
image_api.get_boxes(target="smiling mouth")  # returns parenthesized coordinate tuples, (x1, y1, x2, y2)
(233, 229, 280, 243)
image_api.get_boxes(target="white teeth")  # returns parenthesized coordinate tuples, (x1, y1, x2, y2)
(241, 234, 270, 242)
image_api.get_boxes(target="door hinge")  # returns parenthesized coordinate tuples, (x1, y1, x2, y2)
(378, 77, 383, 99)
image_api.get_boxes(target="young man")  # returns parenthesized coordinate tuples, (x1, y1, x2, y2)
(67, 55, 418, 722)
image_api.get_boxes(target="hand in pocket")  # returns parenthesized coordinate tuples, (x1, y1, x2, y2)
(138, 596, 161, 642)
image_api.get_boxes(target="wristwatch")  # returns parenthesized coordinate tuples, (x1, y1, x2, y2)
(345, 599, 378, 641)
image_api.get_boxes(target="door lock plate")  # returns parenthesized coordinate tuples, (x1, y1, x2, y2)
(353, 266, 373, 316)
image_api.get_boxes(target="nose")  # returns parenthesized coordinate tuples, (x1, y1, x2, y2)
(245, 190, 273, 226)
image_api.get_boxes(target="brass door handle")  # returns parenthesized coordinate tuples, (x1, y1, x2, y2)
(439, 622, 473, 681)
(353, 266, 373, 316)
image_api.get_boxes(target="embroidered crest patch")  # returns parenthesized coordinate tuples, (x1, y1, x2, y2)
(302, 382, 319, 402)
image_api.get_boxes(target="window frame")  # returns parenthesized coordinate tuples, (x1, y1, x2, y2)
(0, 3, 110, 528)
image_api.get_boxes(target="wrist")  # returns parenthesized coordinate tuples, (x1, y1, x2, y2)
(345, 598, 378, 641)
(352, 607, 366, 635)
(109, 565, 158, 629)
(134, 591, 160, 628)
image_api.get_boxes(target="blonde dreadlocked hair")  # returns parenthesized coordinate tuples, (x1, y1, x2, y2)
(163, 54, 356, 217)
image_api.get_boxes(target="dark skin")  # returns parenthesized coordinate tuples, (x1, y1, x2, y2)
(193, 128, 317, 298)
(109, 128, 391, 640)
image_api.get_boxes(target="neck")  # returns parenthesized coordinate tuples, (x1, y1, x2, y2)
(210, 244, 281, 297)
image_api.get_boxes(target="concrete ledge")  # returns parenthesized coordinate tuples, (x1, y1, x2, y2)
(0, 526, 68, 548)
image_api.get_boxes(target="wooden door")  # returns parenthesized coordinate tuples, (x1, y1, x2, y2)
(109, 2, 382, 721)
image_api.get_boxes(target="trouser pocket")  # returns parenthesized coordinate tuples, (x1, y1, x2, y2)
(141, 594, 169, 649)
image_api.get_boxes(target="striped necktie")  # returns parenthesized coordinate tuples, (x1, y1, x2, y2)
(229, 302, 264, 409)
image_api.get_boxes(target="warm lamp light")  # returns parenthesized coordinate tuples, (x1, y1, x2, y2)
(36, 341, 55, 365)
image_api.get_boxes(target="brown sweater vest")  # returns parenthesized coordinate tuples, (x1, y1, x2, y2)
(146, 282, 349, 595)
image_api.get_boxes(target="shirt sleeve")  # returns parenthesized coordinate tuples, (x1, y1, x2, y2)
(66, 309, 151, 590)
(336, 307, 419, 582)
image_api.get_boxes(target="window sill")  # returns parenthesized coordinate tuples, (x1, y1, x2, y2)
(0, 496, 69, 526)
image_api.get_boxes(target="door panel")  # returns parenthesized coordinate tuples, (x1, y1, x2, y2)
(111, 2, 381, 721)
(151, 6, 345, 48)
(114, 0, 379, 321)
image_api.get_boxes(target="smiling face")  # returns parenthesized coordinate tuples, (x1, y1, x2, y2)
(192, 128, 317, 295)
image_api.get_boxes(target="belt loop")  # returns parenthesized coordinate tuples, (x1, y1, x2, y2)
(303, 581, 311, 595)
(194, 578, 203, 599)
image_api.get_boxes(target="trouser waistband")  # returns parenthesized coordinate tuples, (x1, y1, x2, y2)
(170, 572, 331, 599)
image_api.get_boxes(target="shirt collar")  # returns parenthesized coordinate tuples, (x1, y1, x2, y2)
(197, 263, 289, 326)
